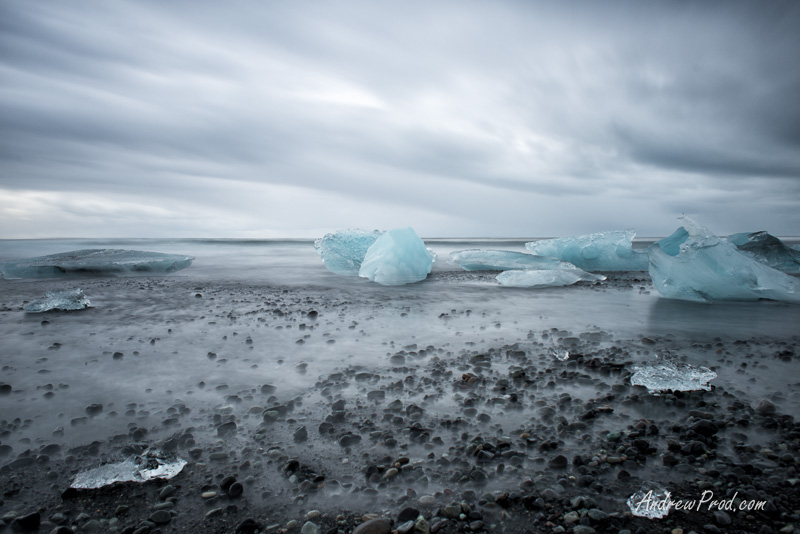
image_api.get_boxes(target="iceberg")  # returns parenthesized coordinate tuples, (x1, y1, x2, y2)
(630, 358, 717, 394)
(450, 249, 584, 272)
(71, 449, 187, 489)
(496, 269, 605, 288)
(24, 289, 91, 313)
(0, 249, 193, 279)
(525, 229, 648, 271)
(727, 231, 800, 274)
(314, 229, 383, 276)
(358, 227, 436, 286)
(648, 218, 800, 303)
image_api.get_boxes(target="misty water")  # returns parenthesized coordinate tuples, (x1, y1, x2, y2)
(1, 237, 799, 519)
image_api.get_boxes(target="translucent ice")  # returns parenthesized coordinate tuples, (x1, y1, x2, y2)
(648, 218, 800, 303)
(630, 358, 717, 395)
(450, 249, 584, 272)
(727, 231, 800, 274)
(496, 269, 605, 288)
(24, 289, 91, 313)
(525, 229, 648, 271)
(314, 229, 383, 276)
(627, 484, 672, 519)
(70, 449, 187, 489)
(1, 249, 194, 279)
(358, 227, 436, 286)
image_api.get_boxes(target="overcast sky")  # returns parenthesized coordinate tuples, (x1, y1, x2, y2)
(1, 1, 799, 238)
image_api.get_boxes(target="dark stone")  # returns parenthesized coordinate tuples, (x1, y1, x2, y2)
(548, 454, 568, 469)
(149, 510, 171, 525)
(217, 421, 237, 436)
(294, 426, 308, 442)
(220, 475, 236, 491)
(228, 481, 244, 497)
(713, 511, 732, 526)
(235, 518, 262, 534)
(691, 420, 719, 437)
(352, 518, 393, 534)
(51, 527, 73, 534)
(397, 508, 420, 523)
(12, 512, 41, 531)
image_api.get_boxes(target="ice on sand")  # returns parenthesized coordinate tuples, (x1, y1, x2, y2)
(627, 484, 672, 519)
(525, 229, 648, 271)
(24, 289, 91, 313)
(314, 229, 383, 276)
(70, 449, 186, 489)
(648, 218, 800, 303)
(630, 358, 717, 395)
(450, 249, 584, 272)
(359, 227, 436, 286)
(0, 249, 194, 279)
(727, 231, 800, 274)
(496, 269, 605, 288)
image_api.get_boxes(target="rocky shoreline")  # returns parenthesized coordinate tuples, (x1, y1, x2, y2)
(1, 274, 798, 533)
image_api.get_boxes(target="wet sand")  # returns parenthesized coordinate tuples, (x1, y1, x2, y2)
(1, 273, 799, 533)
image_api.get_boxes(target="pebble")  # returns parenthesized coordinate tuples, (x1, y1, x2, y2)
(352, 518, 393, 534)
(301, 521, 320, 534)
(202, 491, 218, 499)
(150, 510, 172, 525)
(228, 481, 244, 497)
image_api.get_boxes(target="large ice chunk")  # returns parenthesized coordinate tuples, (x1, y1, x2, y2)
(24, 289, 91, 313)
(627, 484, 672, 519)
(496, 269, 605, 288)
(0, 249, 193, 279)
(450, 249, 581, 271)
(727, 231, 800, 274)
(358, 227, 435, 285)
(525, 229, 648, 271)
(648, 218, 800, 303)
(71, 449, 186, 489)
(631, 358, 717, 395)
(314, 229, 383, 276)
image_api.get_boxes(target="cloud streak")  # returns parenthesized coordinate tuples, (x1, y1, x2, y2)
(1, 0, 799, 238)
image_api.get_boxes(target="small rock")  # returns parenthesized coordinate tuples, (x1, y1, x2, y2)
(150, 510, 172, 525)
(228, 481, 244, 497)
(352, 518, 393, 534)
(301, 521, 320, 534)
(12, 512, 41, 531)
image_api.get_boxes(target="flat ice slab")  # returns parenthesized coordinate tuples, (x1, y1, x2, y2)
(314, 229, 383, 276)
(450, 249, 582, 272)
(24, 289, 91, 313)
(648, 218, 800, 303)
(630, 359, 717, 395)
(359, 227, 435, 286)
(727, 231, 800, 274)
(70, 449, 187, 489)
(496, 268, 605, 288)
(525, 229, 648, 271)
(1, 249, 194, 279)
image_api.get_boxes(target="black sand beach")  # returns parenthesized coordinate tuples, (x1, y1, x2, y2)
(1, 272, 799, 534)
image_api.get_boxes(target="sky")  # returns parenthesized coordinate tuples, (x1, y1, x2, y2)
(1, 1, 799, 239)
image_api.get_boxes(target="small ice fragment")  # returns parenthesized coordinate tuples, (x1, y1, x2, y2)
(525, 229, 648, 271)
(648, 218, 800, 303)
(70, 449, 186, 489)
(358, 227, 435, 286)
(496, 269, 605, 288)
(727, 231, 800, 274)
(627, 484, 672, 519)
(1, 249, 193, 279)
(630, 358, 717, 395)
(24, 289, 91, 313)
(551, 349, 570, 361)
(313, 229, 383, 276)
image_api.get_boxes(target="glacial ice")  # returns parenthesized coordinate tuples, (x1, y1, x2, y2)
(496, 269, 605, 288)
(0, 249, 194, 279)
(630, 358, 717, 395)
(525, 229, 648, 271)
(314, 229, 383, 276)
(648, 218, 800, 303)
(627, 484, 672, 519)
(24, 289, 91, 313)
(450, 249, 585, 272)
(727, 231, 800, 274)
(358, 227, 436, 286)
(70, 449, 187, 489)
